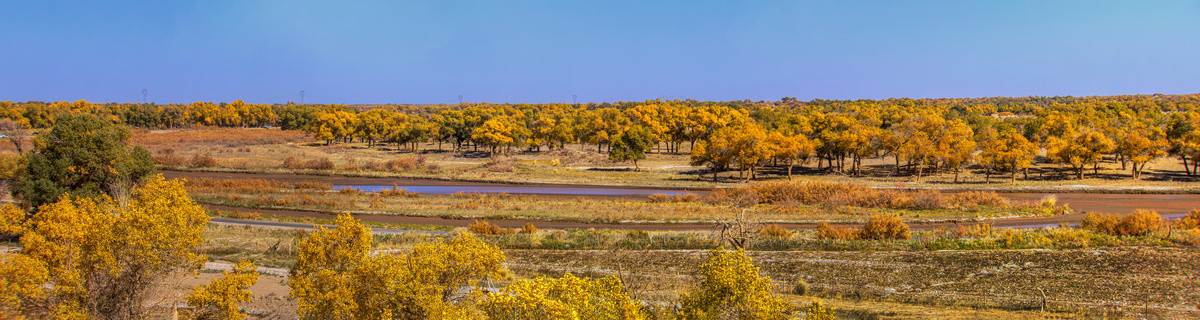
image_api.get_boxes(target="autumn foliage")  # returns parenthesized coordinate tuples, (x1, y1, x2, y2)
(0, 175, 210, 319)
(1081, 210, 1163, 236)
(677, 249, 793, 320)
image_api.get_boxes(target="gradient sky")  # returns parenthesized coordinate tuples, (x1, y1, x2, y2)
(2, 1, 1199, 104)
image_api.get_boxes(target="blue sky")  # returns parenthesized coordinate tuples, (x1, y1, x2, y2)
(2, 1, 1198, 104)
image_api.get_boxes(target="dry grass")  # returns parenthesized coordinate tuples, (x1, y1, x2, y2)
(189, 186, 1044, 224)
(505, 246, 1200, 318)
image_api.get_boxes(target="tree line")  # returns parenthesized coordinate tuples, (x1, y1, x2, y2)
(5, 94, 1200, 181)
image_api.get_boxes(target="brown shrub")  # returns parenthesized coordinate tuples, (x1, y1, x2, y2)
(152, 149, 188, 167)
(648, 193, 701, 203)
(483, 158, 515, 173)
(468, 220, 514, 235)
(383, 158, 420, 172)
(189, 154, 219, 168)
(759, 224, 792, 238)
(860, 213, 910, 240)
(379, 186, 418, 197)
(282, 157, 335, 170)
(815, 222, 858, 240)
(520, 223, 538, 234)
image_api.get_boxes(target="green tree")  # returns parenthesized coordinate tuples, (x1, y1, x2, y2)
(10, 114, 154, 209)
(609, 126, 655, 170)
(677, 249, 793, 320)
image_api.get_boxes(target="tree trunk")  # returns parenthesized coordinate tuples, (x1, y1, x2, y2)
(1184, 157, 1191, 176)
(894, 156, 901, 176)
(787, 164, 794, 179)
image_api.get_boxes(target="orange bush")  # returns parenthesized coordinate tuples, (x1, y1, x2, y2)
(468, 220, 514, 235)
(1175, 209, 1200, 230)
(1116, 210, 1162, 236)
(519, 223, 538, 234)
(282, 157, 335, 170)
(189, 154, 219, 168)
(860, 213, 910, 240)
(954, 223, 993, 239)
(815, 222, 859, 240)
(759, 224, 792, 238)
(1082, 210, 1162, 236)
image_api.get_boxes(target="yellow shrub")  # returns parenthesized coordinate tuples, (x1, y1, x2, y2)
(1081, 212, 1120, 235)
(859, 213, 910, 240)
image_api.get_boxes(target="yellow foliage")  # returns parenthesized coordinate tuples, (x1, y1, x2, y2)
(289, 214, 506, 319)
(803, 300, 836, 320)
(187, 261, 260, 320)
(677, 249, 793, 320)
(483, 274, 649, 320)
(0, 175, 209, 318)
(0, 253, 50, 319)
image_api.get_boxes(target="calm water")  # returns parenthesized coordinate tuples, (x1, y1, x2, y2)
(333, 185, 696, 196)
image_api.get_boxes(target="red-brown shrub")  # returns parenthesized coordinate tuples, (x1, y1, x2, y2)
(815, 222, 859, 240)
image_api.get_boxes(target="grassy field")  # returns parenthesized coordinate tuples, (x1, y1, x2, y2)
(121, 126, 1200, 193)
(193, 222, 1199, 319)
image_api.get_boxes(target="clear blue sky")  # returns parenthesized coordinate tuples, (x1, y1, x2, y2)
(2, 1, 1198, 104)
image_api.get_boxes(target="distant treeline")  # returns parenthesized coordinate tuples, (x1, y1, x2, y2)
(5, 94, 1200, 181)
